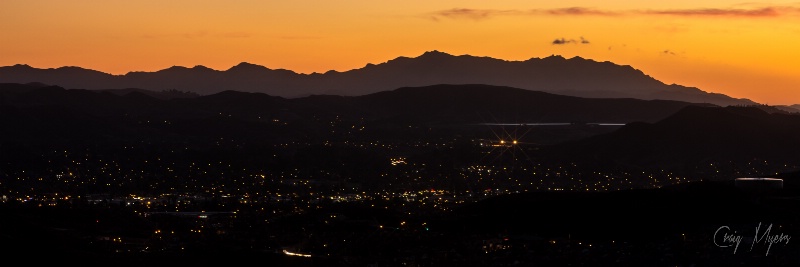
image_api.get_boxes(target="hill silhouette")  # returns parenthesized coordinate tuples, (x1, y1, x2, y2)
(347, 84, 715, 124)
(552, 105, 800, 169)
(0, 83, 709, 124)
(0, 83, 715, 153)
(0, 51, 754, 106)
(776, 104, 800, 113)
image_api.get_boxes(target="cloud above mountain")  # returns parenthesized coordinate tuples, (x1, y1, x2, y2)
(552, 37, 590, 45)
(427, 6, 800, 21)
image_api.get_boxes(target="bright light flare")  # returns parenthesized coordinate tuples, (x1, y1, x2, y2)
(283, 249, 312, 257)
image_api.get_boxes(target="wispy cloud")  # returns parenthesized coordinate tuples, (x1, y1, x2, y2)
(552, 38, 572, 45)
(552, 36, 591, 45)
(427, 6, 800, 21)
(661, 49, 688, 58)
(428, 8, 521, 21)
(426, 7, 614, 21)
(542, 7, 619, 16)
(641, 7, 782, 17)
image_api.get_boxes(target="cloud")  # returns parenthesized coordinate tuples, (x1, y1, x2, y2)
(428, 8, 521, 21)
(640, 7, 782, 17)
(552, 37, 590, 45)
(662, 50, 677, 55)
(552, 38, 573, 45)
(427, 7, 614, 20)
(542, 7, 619, 16)
(427, 5, 800, 21)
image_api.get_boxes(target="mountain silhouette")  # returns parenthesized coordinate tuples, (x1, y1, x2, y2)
(0, 51, 755, 106)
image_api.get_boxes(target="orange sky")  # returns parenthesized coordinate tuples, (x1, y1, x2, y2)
(1, 1, 799, 104)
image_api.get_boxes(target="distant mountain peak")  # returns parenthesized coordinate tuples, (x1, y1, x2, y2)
(163, 65, 189, 71)
(235, 62, 261, 67)
(56, 66, 89, 70)
(419, 50, 454, 58)
(534, 54, 568, 63)
(423, 50, 449, 55)
(152, 65, 216, 73)
(191, 65, 214, 71)
(227, 62, 269, 72)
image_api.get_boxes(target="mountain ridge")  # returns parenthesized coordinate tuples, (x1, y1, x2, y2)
(0, 51, 757, 106)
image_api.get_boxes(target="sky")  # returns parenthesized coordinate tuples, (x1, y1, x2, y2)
(1, 1, 799, 105)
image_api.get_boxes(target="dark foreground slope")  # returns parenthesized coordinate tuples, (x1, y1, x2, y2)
(433, 180, 800, 266)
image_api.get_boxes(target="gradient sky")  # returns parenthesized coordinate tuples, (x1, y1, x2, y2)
(2, 1, 799, 104)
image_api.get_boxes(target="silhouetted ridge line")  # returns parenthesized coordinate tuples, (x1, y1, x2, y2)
(0, 51, 755, 106)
